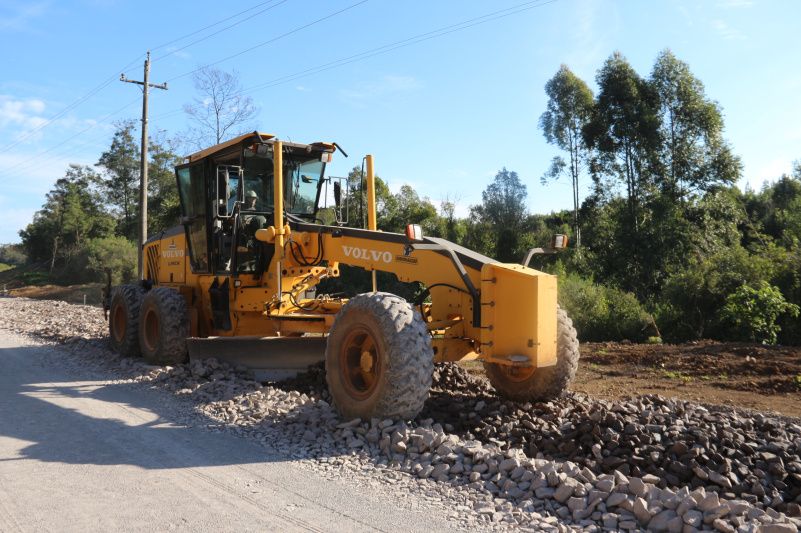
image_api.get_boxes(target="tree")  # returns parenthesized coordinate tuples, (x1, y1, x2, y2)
(147, 132, 183, 232)
(183, 66, 258, 148)
(86, 236, 138, 285)
(97, 121, 140, 240)
(469, 168, 528, 262)
(650, 50, 740, 200)
(381, 185, 438, 234)
(584, 52, 660, 234)
(539, 65, 594, 248)
(19, 165, 114, 275)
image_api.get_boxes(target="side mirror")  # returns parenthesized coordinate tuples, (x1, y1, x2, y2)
(333, 181, 342, 210)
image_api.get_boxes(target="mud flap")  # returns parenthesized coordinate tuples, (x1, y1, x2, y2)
(208, 277, 232, 331)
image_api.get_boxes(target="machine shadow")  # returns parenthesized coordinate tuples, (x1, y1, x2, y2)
(0, 345, 341, 470)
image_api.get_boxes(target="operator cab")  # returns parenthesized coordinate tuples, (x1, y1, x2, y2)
(175, 132, 336, 277)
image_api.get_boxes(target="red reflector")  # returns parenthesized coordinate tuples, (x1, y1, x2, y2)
(406, 224, 423, 241)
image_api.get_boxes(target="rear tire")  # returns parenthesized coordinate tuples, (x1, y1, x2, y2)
(325, 292, 433, 420)
(484, 307, 579, 402)
(138, 287, 189, 365)
(109, 284, 145, 357)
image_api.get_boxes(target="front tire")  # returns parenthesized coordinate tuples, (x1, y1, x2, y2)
(325, 292, 434, 420)
(138, 288, 189, 365)
(484, 307, 579, 402)
(109, 284, 145, 357)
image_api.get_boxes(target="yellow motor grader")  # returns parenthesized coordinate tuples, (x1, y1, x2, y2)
(107, 132, 579, 419)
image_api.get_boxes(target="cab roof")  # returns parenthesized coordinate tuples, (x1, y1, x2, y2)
(185, 131, 336, 163)
(186, 131, 274, 163)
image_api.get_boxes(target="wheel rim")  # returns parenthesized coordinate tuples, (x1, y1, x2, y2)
(142, 307, 160, 353)
(496, 364, 535, 383)
(111, 304, 126, 343)
(339, 327, 382, 400)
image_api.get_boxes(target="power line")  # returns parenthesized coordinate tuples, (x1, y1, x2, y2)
(0, 97, 141, 182)
(166, 0, 370, 82)
(0, 54, 145, 156)
(241, 0, 559, 95)
(0, 0, 294, 158)
(3, 0, 556, 180)
(151, 0, 290, 63)
(154, 0, 558, 120)
(150, 0, 288, 54)
(0, 0, 371, 177)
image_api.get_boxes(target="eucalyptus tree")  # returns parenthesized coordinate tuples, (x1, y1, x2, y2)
(583, 52, 660, 235)
(650, 49, 740, 200)
(540, 65, 594, 248)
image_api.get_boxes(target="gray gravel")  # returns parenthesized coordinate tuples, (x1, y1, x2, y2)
(1, 296, 800, 532)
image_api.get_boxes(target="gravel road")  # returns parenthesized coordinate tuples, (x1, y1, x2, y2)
(0, 332, 463, 532)
(2, 296, 800, 532)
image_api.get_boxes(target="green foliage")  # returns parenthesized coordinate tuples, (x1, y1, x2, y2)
(540, 65, 594, 248)
(556, 271, 653, 342)
(147, 133, 183, 232)
(0, 243, 27, 265)
(19, 165, 115, 274)
(18, 271, 50, 286)
(86, 236, 138, 285)
(0, 263, 12, 272)
(469, 168, 529, 262)
(650, 49, 740, 198)
(97, 121, 140, 240)
(720, 281, 799, 344)
(655, 245, 768, 341)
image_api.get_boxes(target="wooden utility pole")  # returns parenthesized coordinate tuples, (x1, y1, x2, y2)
(121, 51, 167, 279)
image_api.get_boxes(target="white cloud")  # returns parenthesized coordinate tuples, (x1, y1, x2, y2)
(711, 19, 746, 41)
(0, 95, 48, 135)
(339, 75, 422, 108)
(0, 94, 108, 146)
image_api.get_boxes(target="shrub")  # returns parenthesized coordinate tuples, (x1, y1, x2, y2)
(558, 273, 653, 342)
(86, 236, 137, 285)
(655, 245, 775, 342)
(720, 281, 799, 344)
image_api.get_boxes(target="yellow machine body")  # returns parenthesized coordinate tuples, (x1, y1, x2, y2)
(142, 132, 559, 370)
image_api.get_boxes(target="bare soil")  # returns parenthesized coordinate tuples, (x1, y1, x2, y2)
(467, 340, 801, 418)
(7, 283, 104, 306)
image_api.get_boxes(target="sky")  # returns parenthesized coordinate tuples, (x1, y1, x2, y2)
(1, 0, 800, 244)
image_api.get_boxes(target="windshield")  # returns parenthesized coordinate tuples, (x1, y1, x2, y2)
(287, 159, 324, 215)
(242, 148, 325, 216)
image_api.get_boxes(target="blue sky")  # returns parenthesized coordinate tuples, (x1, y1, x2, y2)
(1, 0, 800, 244)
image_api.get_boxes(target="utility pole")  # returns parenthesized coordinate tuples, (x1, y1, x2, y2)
(121, 51, 168, 279)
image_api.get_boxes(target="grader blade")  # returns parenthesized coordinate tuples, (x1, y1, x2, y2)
(187, 336, 326, 381)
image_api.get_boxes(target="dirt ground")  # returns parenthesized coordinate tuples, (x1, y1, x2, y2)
(468, 340, 801, 418)
(7, 283, 104, 306)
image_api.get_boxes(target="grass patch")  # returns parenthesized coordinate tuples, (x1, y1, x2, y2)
(661, 369, 693, 383)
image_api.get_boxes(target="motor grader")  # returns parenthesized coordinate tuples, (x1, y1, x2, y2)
(107, 131, 579, 420)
